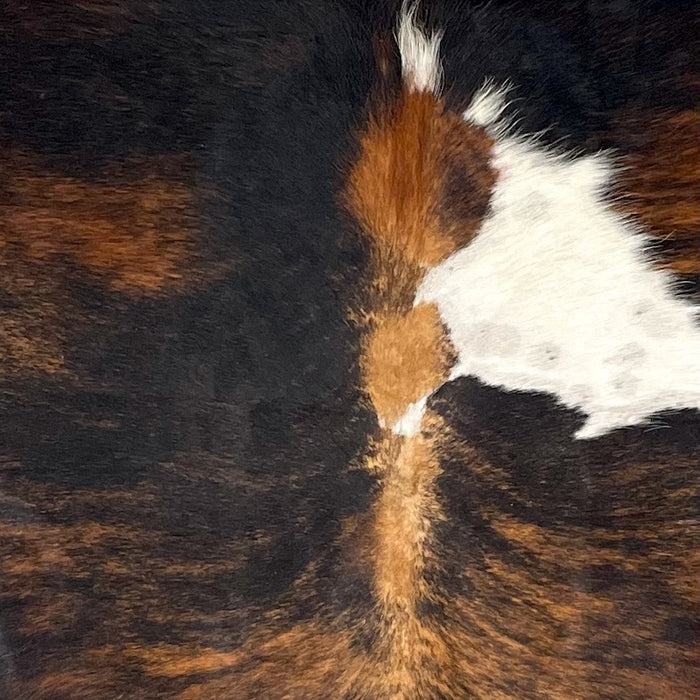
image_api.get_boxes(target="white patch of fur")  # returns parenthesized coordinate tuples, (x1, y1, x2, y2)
(463, 80, 512, 128)
(396, 2, 442, 94)
(411, 124, 700, 440)
(392, 395, 429, 437)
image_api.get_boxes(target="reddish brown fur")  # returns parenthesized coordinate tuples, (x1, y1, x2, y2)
(347, 89, 495, 275)
(2, 151, 198, 294)
(0, 150, 235, 376)
(613, 109, 700, 274)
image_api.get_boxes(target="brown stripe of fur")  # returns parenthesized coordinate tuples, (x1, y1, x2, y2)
(367, 424, 443, 607)
(613, 109, 700, 273)
(341, 79, 497, 695)
(2, 150, 199, 294)
(364, 419, 452, 698)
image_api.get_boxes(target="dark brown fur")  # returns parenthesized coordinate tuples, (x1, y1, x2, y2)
(0, 2, 697, 698)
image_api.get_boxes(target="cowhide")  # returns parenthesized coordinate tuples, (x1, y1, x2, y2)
(1, 1, 698, 698)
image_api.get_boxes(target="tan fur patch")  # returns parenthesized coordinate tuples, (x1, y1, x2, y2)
(170, 622, 366, 699)
(352, 416, 452, 697)
(116, 644, 242, 677)
(362, 303, 453, 426)
(369, 427, 443, 607)
(0, 316, 67, 376)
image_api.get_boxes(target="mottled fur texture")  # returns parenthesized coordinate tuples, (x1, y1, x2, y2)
(0, 1, 698, 699)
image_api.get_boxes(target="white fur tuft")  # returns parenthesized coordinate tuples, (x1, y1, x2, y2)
(464, 80, 512, 128)
(396, 2, 443, 94)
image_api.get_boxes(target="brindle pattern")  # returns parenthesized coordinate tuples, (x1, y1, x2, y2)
(0, 2, 698, 698)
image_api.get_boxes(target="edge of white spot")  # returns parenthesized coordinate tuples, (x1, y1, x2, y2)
(409, 77, 700, 442)
(415, 111, 700, 440)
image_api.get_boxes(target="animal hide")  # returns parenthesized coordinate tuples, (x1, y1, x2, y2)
(1, 1, 698, 698)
